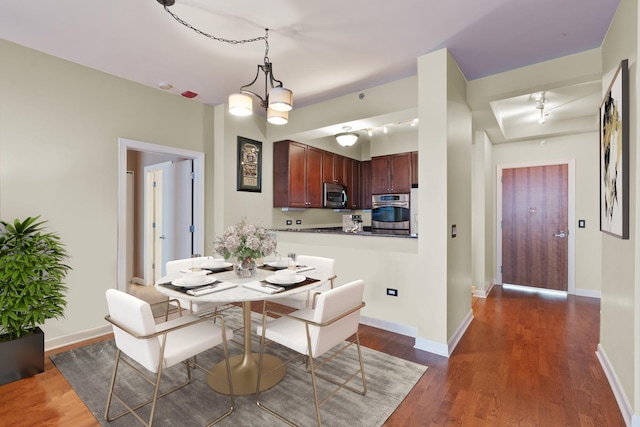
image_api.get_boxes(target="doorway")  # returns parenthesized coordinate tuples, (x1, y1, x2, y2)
(117, 138, 205, 292)
(496, 160, 575, 294)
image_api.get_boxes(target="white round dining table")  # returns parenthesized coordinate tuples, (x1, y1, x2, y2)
(155, 266, 325, 395)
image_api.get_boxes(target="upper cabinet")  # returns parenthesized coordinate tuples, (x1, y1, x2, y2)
(322, 151, 346, 186)
(371, 152, 413, 194)
(274, 140, 415, 208)
(345, 157, 360, 210)
(273, 140, 323, 208)
(411, 151, 419, 188)
(360, 160, 372, 210)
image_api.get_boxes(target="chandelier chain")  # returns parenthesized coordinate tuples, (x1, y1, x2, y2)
(162, 5, 268, 50)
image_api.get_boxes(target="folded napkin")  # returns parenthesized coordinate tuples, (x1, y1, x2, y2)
(186, 281, 236, 296)
(295, 265, 315, 273)
(243, 281, 284, 294)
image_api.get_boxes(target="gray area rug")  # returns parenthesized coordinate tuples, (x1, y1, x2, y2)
(51, 306, 427, 426)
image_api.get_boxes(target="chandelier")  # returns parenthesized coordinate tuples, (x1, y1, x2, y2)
(335, 126, 359, 147)
(157, 0, 293, 125)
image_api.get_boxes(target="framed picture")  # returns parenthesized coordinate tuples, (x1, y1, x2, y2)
(237, 136, 262, 192)
(600, 59, 629, 239)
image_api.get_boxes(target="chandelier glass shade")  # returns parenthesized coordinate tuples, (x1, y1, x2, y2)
(335, 132, 359, 147)
(267, 108, 289, 125)
(269, 87, 293, 111)
(228, 93, 253, 116)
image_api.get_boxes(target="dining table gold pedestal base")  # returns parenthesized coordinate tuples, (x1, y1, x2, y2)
(207, 353, 286, 395)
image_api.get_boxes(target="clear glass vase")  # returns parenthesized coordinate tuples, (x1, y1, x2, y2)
(234, 257, 257, 277)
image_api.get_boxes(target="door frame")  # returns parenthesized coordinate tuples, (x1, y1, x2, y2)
(117, 138, 205, 292)
(496, 159, 575, 294)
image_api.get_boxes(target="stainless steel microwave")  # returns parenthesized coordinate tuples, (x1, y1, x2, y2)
(323, 182, 347, 208)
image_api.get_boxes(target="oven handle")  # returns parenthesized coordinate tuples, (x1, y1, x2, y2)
(372, 202, 409, 208)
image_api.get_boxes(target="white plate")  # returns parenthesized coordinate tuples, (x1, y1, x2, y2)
(172, 276, 217, 288)
(201, 262, 232, 269)
(266, 261, 291, 268)
(266, 274, 305, 285)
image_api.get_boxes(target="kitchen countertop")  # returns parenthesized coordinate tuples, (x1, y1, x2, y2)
(274, 226, 417, 238)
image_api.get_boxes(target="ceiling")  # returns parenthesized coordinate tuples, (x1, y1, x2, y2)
(0, 0, 620, 144)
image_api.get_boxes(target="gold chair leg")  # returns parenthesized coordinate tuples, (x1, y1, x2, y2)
(104, 343, 234, 426)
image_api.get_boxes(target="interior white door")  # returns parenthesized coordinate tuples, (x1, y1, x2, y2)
(144, 160, 194, 283)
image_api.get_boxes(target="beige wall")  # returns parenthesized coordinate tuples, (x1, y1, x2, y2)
(599, 0, 639, 418)
(0, 39, 212, 343)
(472, 131, 494, 295)
(446, 52, 473, 339)
(417, 49, 450, 347)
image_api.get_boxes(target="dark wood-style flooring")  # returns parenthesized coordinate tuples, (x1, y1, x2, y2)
(0, 285, 625, 426)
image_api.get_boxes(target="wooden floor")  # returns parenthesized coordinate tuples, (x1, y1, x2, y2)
(0, 285, 625, 426)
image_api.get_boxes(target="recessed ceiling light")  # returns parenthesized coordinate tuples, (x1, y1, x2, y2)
(158, 82, 173, 90)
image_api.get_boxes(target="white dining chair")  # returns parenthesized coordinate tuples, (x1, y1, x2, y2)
(256, 279, 367, 427)
(104, 289, 234, 427)
(271, 255, 336, 310)
(165, 257, 230, 315)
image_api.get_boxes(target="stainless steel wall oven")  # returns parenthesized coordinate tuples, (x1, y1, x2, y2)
(371, 194, 410, 233)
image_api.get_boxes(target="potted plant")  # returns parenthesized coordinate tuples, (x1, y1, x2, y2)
(0, 216, 71, 385)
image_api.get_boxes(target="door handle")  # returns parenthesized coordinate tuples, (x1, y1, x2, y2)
(159, 235, 166, 240)
(553, 230, 566, 238)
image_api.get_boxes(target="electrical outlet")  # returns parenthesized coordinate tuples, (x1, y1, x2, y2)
(578, 219, 586, 228)
(296, 220, 302, 225)
(286, 220, 292, 225)
(386, 288, 398, 297)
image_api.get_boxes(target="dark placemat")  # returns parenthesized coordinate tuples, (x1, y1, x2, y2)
(259, 264, 285, 271)
(158, 280, 221, 295)
(261, 277, 319, 292)
(259, 264, 310, 272)
(203, 266, 233, 273)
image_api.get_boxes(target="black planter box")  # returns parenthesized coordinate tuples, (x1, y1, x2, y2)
(0, 327, 45, 386)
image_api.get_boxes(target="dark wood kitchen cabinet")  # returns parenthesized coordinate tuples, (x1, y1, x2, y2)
(273, 140, 323, 208)
(345, 157, 360, 209)
(334, 155, 346, 186)
(360, 160, 372, 209)
(411, 151, 419, 187)
(322, 151, 346, 186)
(371, 152, 412, 194)
(322, 151, 336, 184)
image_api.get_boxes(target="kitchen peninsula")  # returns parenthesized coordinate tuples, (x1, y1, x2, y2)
(274, 226, 417, 238)
(272, 227, 420, 337)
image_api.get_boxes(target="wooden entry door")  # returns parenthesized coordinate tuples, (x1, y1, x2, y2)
(502, 164, 568, 291)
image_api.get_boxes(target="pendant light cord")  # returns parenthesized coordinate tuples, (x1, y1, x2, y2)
(161, 4, 269, 58)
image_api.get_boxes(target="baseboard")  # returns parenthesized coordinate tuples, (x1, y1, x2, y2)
(473, 282, 494, 298)
(596, 343, 634, 426)
(573, 288, 601, 299)
(413, 309, 474, 358)
(44, 325, 112, 352)
(360, 316, 417, 338)
(448, 309, 474, 354)
(413, 337, 449, 357)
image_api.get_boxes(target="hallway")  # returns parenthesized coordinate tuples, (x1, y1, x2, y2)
(370, 285, 626, 426)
